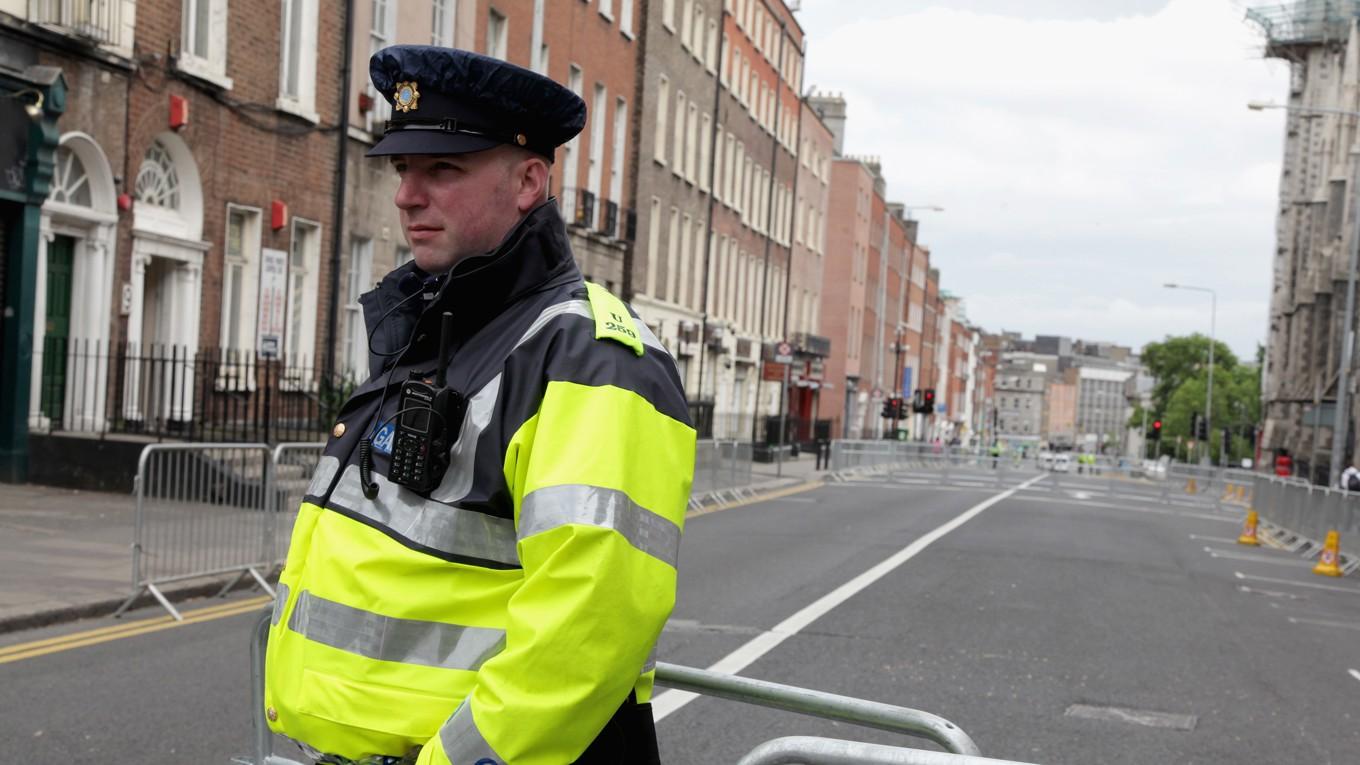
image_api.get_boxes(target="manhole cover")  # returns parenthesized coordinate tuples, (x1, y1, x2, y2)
(1065, 704, 1197, 731)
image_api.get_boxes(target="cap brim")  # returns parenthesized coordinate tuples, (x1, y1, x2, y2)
(366, 129, 502, 157)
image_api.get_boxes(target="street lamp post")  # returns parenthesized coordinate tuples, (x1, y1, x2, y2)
(1164, 283, 1216, 465)
(1250, 101, 1360, 485)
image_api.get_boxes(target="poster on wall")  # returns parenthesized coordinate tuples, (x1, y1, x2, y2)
(901, 367, 913, 399)
(257, 247, 287, 359)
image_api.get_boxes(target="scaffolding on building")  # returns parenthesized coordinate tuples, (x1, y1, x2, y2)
(1246, 1, 1360, 53)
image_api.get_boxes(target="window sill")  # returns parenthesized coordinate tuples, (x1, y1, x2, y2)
(600, 9, 613, 21)
(653, 156, 667, 168)
(621, 28, 634, 41)
(276, 97, 320, 124)
(663, 21, 675, 34)
(175, 54, 234, 91)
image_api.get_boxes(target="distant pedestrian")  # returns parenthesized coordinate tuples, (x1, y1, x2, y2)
(1340, 464, 1360, 492)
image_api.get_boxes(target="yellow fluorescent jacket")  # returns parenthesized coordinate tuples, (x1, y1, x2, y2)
(264, 204, 696, 765)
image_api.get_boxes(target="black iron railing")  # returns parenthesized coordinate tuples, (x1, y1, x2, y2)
(31, 337, 348, 444)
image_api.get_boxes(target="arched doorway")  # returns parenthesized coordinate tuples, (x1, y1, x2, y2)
(124, 132, 207, 428)
(32, 132, 119, 431)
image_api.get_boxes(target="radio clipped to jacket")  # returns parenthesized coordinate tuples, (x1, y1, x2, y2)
(389, 311, 468, 493)
(360, 311, 468, 499)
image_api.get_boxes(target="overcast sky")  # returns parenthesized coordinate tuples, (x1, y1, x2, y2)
(793, 0, 1289, 360)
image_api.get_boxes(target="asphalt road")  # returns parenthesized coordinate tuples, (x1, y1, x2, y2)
(4, 471, 1359, 764)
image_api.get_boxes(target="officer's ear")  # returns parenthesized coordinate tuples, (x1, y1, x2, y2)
(509, 149, 551, 213)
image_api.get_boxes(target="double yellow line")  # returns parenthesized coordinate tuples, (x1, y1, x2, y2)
(0, 595, 272, 665)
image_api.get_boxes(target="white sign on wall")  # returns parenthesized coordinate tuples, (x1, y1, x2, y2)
(257, 247, 288, 359)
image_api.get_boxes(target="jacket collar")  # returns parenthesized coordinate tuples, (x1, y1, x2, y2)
(433, 199, 580, 323)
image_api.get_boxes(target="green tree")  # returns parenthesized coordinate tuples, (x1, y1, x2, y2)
(1141, 334, 1238, 415)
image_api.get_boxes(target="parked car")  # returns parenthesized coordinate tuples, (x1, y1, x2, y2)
(1053, 454, 1072, 473)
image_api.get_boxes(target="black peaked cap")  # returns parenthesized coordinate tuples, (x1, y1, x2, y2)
(368, 45, 587, 159)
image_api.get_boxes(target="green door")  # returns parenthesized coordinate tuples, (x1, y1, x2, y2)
(40, 235, 74, 422)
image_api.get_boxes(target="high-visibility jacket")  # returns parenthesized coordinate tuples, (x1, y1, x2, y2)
(264, 201, 696, 765)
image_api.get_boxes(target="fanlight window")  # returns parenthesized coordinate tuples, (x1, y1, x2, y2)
(135, 141, 181, 209)
(49, 146, 93, 208)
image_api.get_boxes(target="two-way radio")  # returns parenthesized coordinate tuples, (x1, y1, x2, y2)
(360, 311, 468, 498)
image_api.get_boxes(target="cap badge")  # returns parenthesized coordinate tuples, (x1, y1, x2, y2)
(393, 81, 421, 113)
(515, 133, 527, 146)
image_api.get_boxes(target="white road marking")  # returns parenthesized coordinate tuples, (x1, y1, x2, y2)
(1006, 495, 1236, 523)
(1205, 546, 1309, 567)
(1287, 616, 1360, 631)
(1349, 669, 1360, 683)
(1237, 585, 1304, 600)
(1190, 534, 1240, 545)
(1234, 571, 1360, 594)
(652, 473, 1049, 722)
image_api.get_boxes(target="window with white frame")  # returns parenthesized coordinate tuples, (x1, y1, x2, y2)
(561, 65, 583, 222)
(279, 0, 319, 117)
(620, 0, 634, 37)
(487, 9, 508, 60)
(681, 0, 693, 49)
(587, 83, 607, 210)
(654, 75, 669, 165)
(666, 207, 680, 303)
(672, 90, 686, 179)
(662, 0, 674, 31)
(286, 219, 321, 365)
(646, 196, 661, 297)
(693, 5, 705, 62)
(365, 0, 395, 132)
(432, 0, 456, 46)
(220, 206, 261, 352)
(684, 101, 697, 182)
(182, 0, 231, 86)
(678, 213, 692, 307)
(609, 95, 626, 228)
(698, 113, 711, 192)
(344, 238, 373, 381)
(706, 18, 718, 73)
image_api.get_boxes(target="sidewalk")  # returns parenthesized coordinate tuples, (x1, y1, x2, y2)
(0, 453, 830, 633)
(0, 482, 140, 631)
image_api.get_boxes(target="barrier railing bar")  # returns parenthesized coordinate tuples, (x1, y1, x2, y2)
(654, 661, 981, 756)
(736, 736, 1040, 765)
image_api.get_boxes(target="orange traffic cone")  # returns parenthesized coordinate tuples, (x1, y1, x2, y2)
(1237, 511, 1260, 546)
(1313, 530, 1343, 577)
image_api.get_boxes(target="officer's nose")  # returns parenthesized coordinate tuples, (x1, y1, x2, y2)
(394, 174, 427, 211)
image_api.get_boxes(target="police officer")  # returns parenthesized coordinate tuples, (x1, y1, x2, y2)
(264, 46, 696, 765)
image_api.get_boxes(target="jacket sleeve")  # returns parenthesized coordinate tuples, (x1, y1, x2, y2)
(418, 338, 695, 765)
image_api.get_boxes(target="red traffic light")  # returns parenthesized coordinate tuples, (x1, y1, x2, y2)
(1153, 420, 1162, 430)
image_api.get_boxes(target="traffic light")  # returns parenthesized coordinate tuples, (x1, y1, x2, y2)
(1150, 419, 1163, 440)
(922, 389, 936, 414)
(882, 397, 901, 419)
(898, 398, 910, 419)
(1196, 415, 1208, 441)
(912, 389, 924, 412)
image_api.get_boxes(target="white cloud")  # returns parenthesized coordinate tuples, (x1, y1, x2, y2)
(797, 0, 1288, 357)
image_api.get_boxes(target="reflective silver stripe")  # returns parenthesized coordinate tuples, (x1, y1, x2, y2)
(517, 298, 667, 355)
(641, 646, 657, 674)
(518, 484, 681, 568)
(286, 590, 506, 671)
(271, 582, 291, 625)
(330, 464, 519, 567)
(306, 455, 340, 498)
(429, 373, 502, 504)
(439, 700, 504, 763)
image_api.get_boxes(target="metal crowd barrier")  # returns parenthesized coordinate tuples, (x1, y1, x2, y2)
(243, 611, 1039, 765)
(1252, 475, 1360, 569)
(691, 439, 755, 494)
(119, 442, 325, 621)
